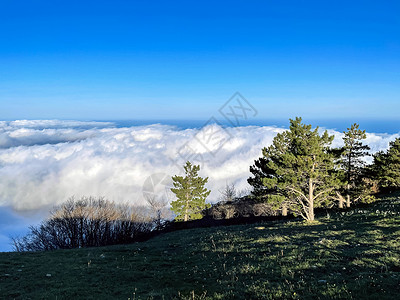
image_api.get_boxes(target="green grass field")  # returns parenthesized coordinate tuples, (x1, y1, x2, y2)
(1, 195, 400, 299)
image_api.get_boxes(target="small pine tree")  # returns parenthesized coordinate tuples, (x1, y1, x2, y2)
(170, 161, 211, 221)
(341, 123, 371, 207)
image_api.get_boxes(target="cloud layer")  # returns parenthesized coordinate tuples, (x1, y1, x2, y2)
(0, 120, 398, 213)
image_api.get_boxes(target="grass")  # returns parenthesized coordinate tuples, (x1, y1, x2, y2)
(1, 195, 400, 299)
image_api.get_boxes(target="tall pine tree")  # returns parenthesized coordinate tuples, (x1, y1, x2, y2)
(248, 117, 339, 221)
(170, 161, 211, 221)
(340, 123, 370, 207)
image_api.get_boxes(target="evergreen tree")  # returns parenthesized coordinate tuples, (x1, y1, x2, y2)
(170, 161, 211, 221)
(248, 117, 339, 221)
(340, 123, 371, 207)
(327, 147, 347, 208)
(248, 156, 276, 198)
(373, 138, 400, 191)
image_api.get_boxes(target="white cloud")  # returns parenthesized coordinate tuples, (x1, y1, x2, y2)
(0, 120, 397, 218)
(0, 120, 114, 149)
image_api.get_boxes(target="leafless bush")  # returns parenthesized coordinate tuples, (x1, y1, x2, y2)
(253, 202, 276, 216)
(219, 183, 237, 202)
(206, 196, 278, 220)
(144, 194, 171, 229)
(13, 196, 154, 251)
(219, 183, 251, 202)
(210, 203, 238, 219)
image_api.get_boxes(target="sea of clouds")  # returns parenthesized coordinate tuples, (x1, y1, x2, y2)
(0, 120, 398, 251)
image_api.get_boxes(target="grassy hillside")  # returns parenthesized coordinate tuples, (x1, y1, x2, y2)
(1, 196, 400, 299)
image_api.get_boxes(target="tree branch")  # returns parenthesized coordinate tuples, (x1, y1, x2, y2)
(314, 187, 335, 201)
(287, 186, 309, 203)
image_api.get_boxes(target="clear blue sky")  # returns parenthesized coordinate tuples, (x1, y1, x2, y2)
(0, 0, 399, 121)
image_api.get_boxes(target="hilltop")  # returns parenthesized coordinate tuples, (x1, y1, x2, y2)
(1, 195, 400, 299)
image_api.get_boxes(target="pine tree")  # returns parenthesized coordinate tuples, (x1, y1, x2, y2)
(373, 138, 400, 191)
(340, 123, 371, 207)
(248, 156, 276, 198)
(170, 161, 211, 221)
(248, 117, 339, 221)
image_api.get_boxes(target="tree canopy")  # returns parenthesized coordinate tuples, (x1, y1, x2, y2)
(373, 138, 400, 191)
(340, 123, 371, 207)
(170, 161, 211, 221)
(248, 117, 340, 221)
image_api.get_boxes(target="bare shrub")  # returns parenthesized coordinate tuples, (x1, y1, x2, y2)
(210, 203, 238, 219)
(206, 196, 278, 220)
(144, 194, 171, 229)
(219, 183, 237, 202)
(253, 202, 276, 216)
(13, 196, 153, 251)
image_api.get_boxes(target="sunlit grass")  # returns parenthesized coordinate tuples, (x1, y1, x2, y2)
(1, 195, 400, 299)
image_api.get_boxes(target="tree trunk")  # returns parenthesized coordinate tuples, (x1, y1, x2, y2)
(346, 184, 351, 208)
(308, 178, 314, 221)
(308, 201, 314, 221)
(184, 193, 189, 221)
(336, 192, 345, 209)
(282, 203, 288, 216)
(184, 206, 188, 222)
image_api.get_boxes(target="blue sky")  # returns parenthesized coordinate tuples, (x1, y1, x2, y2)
(0, 0, 399, 121)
